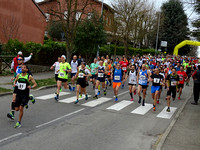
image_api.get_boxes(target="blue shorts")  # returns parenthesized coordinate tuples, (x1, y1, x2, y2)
(151, 86, 161, 93)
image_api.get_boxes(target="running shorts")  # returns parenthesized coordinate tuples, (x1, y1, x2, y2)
(139, 84, 148, 89)
(71, 73, 77, 78)
(113, 82, 121, 89)
(90, 75, 97, 79)
(167, 87, 176, 98)
(57, 78, 68, 83)
(55, 74, 58, 81)
(77, 79, 87, 88)
(15, 94, 29, 107)
(151, 86, 161, 93)
(178, 84, 184, 89)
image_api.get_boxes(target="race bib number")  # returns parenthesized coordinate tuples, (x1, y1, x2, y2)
(153, 78, 160, 84)
(122, 67, 126, 71)
(59, 73, 65, 77)
(78, 73, 84, 78)
(18, 83, 26, 90)
(98, 73, 104, 78)
(92, 69, 96, 73)
(179, 76, 183, 81)
(114, 76, 120, 81)
(140, 75, 145, 80)
(171, 81, 177, 86)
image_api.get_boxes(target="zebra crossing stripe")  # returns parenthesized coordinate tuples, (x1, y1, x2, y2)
(59, 95, 91, 103)
(36, 92, 70, 100)
(82, 97, 111, 107)
(131, 103, 153, 115)
(107, 100, 133, 111)
(157, 107, 177, 119)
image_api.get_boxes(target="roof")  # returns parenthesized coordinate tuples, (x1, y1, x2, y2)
(37, 0, 114, 12)
(32, 0, 47, 18)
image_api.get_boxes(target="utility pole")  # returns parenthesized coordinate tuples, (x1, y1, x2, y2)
(155, 12, 161, 54)
(97, 0, 104, 57)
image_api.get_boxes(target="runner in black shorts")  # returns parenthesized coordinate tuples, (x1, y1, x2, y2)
(166, 68, 179, 112)
(13, 65, 37, 128)
(74, 62, 91, 104)
(93, 60, 107, 99)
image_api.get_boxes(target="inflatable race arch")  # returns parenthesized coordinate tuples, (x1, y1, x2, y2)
(173, 40, 200, 56)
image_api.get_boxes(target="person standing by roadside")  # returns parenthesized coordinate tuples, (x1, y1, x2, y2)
(11, 51, 33, 77)
(191, 65, 200, 105)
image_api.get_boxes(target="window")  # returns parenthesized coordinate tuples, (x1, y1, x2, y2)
(44, 31, 48, 36)
(45, 13, 50, 22)
(76, 12, 82, 21)
(64, 11, 68, 20)
(87, 13, 93, 19)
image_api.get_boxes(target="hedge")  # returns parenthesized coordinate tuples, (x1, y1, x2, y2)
(2, 39, 66, 65)
(99, 44, 158, 57)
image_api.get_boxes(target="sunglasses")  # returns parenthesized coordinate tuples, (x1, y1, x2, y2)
(18, 59, 23, 61)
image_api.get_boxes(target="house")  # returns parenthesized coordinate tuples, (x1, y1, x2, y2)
(0, 0, 46, 44)
(38, 0, 114, 32)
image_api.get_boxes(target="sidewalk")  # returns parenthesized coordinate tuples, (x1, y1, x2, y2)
(162, 96, 200, 150)
(0, 71, 55, 90)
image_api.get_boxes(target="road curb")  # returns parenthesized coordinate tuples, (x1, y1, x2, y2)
(155, 94, 192, 150)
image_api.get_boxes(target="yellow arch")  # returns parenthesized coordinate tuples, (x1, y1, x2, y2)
(173, 40, 200, 56)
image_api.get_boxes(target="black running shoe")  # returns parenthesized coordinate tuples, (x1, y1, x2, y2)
(142, 100, 145, 106)
(74, 99, 79, 104)
(138, 96, 141, 103)
(93, 95, 98, 99)
(7, 112, 14, 120)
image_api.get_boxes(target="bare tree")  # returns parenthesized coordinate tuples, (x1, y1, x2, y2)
(1, 16, 20, 42)
(46, 0, 91, 61)
(111, 0, 156, 56)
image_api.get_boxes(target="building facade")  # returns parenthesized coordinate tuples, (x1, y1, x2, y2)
(0, 0, 46, 44)
(38, 0, 114, 32)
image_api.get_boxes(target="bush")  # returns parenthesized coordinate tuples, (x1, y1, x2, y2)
(2, 39, 67, 66)
(100, 44, 159, 57)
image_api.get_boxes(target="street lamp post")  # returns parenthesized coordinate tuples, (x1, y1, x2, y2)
(155, 12, 161, 54)
(97, 0, 104, 57)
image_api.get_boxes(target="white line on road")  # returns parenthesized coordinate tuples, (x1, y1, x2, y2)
(0, 133, 23, 143)
(36, 92, 70, 100)
(36, 108, 85, 128)
(131, 103, 153, 115)
(82, 97, 111, 107)
(116, 91, 129, 97)
(107, 100, 133, 111)
(157, 107, 177, 119)
(59, 95, 91, 103)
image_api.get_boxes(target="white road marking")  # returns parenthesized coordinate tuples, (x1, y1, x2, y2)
(36, 92, 70, 100)
(157, 107, 177, 119)
(36, 108, 85, 128)
(0, 133, 22, 143)
(59, 95, 91, 103)
(107, 100, 133, 111)
(82, 97, 111, 107)
(131, 103, 153, 115)
(117, 91, 129, 96)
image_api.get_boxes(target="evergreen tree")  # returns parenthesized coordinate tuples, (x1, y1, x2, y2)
(192, 0, 200, 41)
(74, 14, 107, 62)
(160, 0, 190, 54)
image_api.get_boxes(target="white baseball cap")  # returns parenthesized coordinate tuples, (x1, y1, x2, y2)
(61, 55, 66, 60)
(18, 51, 22, 55)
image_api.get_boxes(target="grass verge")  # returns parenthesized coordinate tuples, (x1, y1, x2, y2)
(0, 87, 12, 93)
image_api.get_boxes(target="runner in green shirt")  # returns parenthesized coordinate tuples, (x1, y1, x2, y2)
(90, 58, 99, 89)
(55, 55, 72, 101)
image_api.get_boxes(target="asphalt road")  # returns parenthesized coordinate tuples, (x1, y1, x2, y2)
(0, 81, 193, 150)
